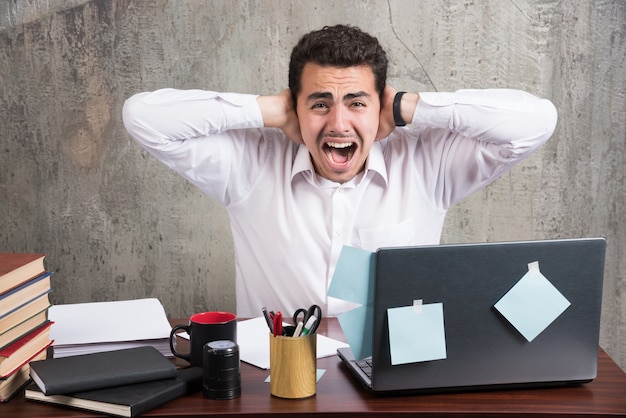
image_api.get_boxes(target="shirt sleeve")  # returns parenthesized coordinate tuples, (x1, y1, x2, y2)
(122, 89, 267, 205)
(411, 89, 558, 209)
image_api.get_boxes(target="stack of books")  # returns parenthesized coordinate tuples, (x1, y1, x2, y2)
(0, 253, 54, 402)
(24, 347, 202, 417)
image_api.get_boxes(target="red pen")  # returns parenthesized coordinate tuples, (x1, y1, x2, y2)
(272, 311, 283, 336)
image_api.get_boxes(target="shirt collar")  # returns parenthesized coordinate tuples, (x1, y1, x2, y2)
(291, 142, 388, 187)
(291, 144, 314, 181)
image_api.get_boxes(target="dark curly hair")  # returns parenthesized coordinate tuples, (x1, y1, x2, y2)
(288, 25, 388, 102)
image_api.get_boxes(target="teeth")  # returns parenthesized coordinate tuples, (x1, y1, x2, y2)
(327, 142, 353, 149)
(324, 141, 355, 165)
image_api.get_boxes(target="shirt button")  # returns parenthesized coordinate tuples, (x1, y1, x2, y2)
(336, 230, 343, 237)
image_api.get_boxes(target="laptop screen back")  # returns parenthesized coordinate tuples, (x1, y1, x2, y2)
(369, 238, 605, 393)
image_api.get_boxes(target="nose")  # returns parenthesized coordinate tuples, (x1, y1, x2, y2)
(327, 105, 350, 134)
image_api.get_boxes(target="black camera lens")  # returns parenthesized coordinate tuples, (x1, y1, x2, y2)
(202, 340, 241, 400)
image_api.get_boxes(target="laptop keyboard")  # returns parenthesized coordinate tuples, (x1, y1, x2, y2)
(356, 358, 373, 379)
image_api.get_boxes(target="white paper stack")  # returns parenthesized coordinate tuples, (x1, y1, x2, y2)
(48, 298, 173, 358)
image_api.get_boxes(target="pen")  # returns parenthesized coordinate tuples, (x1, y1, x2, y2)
(293, 321, 304, 337)
(272, 311, 283, 337)
(262, 307, 273, 334)
(300, 315, 318, 336)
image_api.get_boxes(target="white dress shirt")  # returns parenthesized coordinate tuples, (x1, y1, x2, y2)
(122, 88, 557, 317)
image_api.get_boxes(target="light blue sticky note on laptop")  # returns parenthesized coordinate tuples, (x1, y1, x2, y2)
(494, 261, 571, 342)
(387, 302, 447, 365)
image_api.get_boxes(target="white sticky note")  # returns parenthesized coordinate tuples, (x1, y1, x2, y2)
(387, 303, 447, 365)
(494, 263, 571, 342)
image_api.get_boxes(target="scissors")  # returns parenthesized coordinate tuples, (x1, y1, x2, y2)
(292, 304, 322, 334)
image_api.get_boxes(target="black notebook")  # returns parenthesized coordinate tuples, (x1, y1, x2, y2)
(25, 366, 203, 417)
(29, 346, 176, 395)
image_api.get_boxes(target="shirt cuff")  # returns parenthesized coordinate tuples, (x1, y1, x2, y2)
(412, 92, 456, 128)
(217, 92, 264, 130)
(414, 89, 536, 128)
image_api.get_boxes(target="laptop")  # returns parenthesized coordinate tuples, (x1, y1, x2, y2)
(338, 238, 606, 395)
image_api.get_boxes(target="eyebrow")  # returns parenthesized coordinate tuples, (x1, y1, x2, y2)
(306, 91, 371, 102)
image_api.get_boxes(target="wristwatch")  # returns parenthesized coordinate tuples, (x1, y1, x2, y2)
(393, 91, 407, 127)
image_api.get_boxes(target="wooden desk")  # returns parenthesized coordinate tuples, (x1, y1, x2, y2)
(4, 318, 626, 417)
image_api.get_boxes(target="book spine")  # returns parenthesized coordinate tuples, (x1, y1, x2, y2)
(42, 367, 177, 396)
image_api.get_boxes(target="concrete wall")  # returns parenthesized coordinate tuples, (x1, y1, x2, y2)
(1, 1, 624, 371)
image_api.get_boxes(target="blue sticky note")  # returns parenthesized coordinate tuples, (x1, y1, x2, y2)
(387, 303, 447, 365)
(327, 246, 375, 360)
(337, 304, 374, 360)
(494, 264, 571, 342)
(327, 246, 375, 306)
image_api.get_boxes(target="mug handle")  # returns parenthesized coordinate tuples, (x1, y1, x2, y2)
(169, 324, 191, 362)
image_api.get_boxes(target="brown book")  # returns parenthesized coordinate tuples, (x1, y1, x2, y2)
(0, 254, 46, 295)
(0, 349, 47, 402)
(0, 322, 53, 378)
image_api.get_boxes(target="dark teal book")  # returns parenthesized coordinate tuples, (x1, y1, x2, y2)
(29, 346, 176, 395)
(0, 272, 52, 319)
(24, 367, 203, 417)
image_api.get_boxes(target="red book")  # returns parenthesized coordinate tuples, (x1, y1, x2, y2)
(0, 253, 46, 295)
(0, 322, 53, 378)
(0, 349, 47, 402)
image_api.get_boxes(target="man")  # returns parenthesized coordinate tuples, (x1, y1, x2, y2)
(123, 25, 557, 318)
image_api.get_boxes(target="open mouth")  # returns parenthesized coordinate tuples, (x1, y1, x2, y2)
(324, 141, 356, 165)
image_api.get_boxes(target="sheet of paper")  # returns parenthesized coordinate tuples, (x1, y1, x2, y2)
(494, 262, 571, 342)
(387, 303, 447, 365)
(236, 317, 348, 369)
(327, 245, 375, 360)
(49, 298, 173, 344)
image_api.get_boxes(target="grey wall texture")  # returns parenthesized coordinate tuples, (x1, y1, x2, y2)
(0, 1, 624, 371)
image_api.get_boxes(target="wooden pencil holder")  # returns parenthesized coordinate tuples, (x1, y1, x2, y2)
(269, 332, 316, 398)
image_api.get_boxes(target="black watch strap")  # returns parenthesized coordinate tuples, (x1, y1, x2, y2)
(393, 91, 407, 127)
